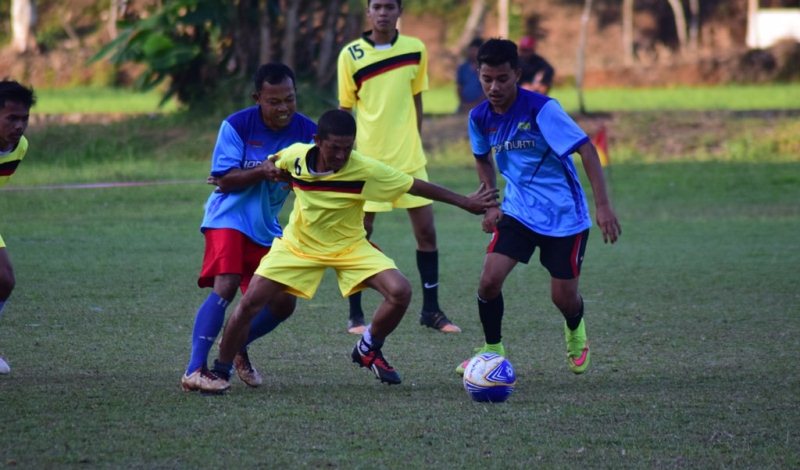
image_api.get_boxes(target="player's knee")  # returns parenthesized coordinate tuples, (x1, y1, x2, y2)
(415, 224, 437, 248)
(478, 275, 503, 300)
(271, 294, 296, 320)
(385, 280, 412, 309)
(551, 292, 580, 316)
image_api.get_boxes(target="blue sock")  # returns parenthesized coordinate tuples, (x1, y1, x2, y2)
(0, 300, 5, 321)
(186, 292, 229, 375)
(245, 305, 284, 346)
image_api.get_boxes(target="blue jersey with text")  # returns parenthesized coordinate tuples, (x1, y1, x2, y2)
(468, 88, 591, 236)
(201, 106, 317, 246)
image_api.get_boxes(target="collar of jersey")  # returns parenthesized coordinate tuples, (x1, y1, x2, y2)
(361, 29, 399, 47)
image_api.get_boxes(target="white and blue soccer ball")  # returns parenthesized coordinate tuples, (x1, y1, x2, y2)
(463, 352, 516, 403)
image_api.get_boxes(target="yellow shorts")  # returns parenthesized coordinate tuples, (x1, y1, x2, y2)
(0, 233, 5, 249)
(363, 166, 432, 213)
(254, 237, 398, 299)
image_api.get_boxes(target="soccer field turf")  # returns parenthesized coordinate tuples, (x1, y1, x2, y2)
(0, 161, 798, 467)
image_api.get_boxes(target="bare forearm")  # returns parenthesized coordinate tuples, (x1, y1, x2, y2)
(475, 156, 497, 190)
(578, 142, 610, 207)
(213, 167, 267, 192)
(414, 93, 423, 135)
(408, 179, 468, 208)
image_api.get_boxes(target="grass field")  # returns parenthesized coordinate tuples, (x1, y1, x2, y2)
(1, 85, 799, 466)
(1, 158, 798, 466)
(423, 82, 800, 114)
(32, 82, 800, 116)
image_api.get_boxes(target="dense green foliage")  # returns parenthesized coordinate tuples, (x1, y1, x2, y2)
(91, 0, 232, 105)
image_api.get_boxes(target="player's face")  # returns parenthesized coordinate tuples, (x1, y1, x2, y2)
(254, 77, 296, 131)
(315, 133, 354, 173)
(478, 62, 521, 113)
(367, 0, 401, 34)
(0, 100, 30, 152)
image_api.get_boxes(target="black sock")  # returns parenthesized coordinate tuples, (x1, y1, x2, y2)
(564, 296, 584, 331)
(212, 359, 232, 381)
(349, 292, 364, 320)
(478, 293, 504, 344)
(417, 250, 440, 312)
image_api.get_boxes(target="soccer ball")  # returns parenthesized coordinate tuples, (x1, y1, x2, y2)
(463, 353, 516, 403)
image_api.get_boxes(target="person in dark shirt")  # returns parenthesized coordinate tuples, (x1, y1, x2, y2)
(518, 35, 554, 95)
(456, 37, 484, 113)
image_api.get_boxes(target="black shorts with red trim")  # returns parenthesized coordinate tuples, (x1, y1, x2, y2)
(487, 215, 589, 280)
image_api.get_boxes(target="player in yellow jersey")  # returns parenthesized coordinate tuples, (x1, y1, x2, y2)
(0, 80, 36, 375)
(208, 109, 497, 389)
(337, 0, 461, 335)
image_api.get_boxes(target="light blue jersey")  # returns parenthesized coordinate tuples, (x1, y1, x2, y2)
(201, 106, 317, 246)
(468, 88, 591, 237)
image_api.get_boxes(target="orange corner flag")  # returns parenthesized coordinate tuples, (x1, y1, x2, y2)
(592, 125, 610, 167)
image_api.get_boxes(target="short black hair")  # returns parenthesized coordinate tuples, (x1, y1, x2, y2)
(368, 0, 402, 8)
(317, 109, 356, 140)
(468, 37, 484, 49)
(477, 38, 519, 69)
(0, 79, 36, 109)
(253, 63, 296, 91)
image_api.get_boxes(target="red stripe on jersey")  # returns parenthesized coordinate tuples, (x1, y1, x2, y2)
(291, 179, 365, 194)
(355, 59, 420, 91)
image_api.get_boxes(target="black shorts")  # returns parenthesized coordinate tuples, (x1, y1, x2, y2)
(487, 215, 589, 280)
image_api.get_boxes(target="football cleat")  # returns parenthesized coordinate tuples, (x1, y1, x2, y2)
(234, 349, 262, 387)
(0, 356, 9, 374)
(351, 345, 401, 385)
(181, 367, 230, 394)
(456, 342, 506, 376)
(565, 318, 590, 374)
(420, 310, 461, 333)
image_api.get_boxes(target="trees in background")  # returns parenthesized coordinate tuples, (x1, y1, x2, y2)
(11, 0, 37, 53)
(92, 0, 365, 106)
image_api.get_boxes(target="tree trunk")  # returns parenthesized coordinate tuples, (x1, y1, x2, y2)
(258, 0, 272, 65)
(316, 0, 342, 86)
(622, 0, 634, 66)
(454, 0, 487, 54)
(281, 0, 300, 70)
(11, 0, 37, 54)
(497, 0, 509, 39)
(107, 0, 128, 39)
(688, 0, 699, 52)
(576, 0, 593, 115)
(665, 0, 687, 52)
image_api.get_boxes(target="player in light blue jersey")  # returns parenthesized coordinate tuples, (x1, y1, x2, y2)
(181, 63, 316, 393)
(456, 38, 621, 376)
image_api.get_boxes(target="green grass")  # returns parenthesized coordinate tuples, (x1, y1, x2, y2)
(30, 81, 800, 116)
(0, 142, 798, 466)
(424, 82, 800, 114)
(33, 87, 179, 114)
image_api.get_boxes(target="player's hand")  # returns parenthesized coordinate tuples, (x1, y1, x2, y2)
(261, 158, 290, 183)
(465, 182, 500, 215)
(482, 206, 503, 233)
(206, 176, 219, 186)
(596, 203, 621, 244)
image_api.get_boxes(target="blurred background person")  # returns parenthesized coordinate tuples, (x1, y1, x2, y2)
(518, 35, 554, 95)
(456, 37, 484, 113)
